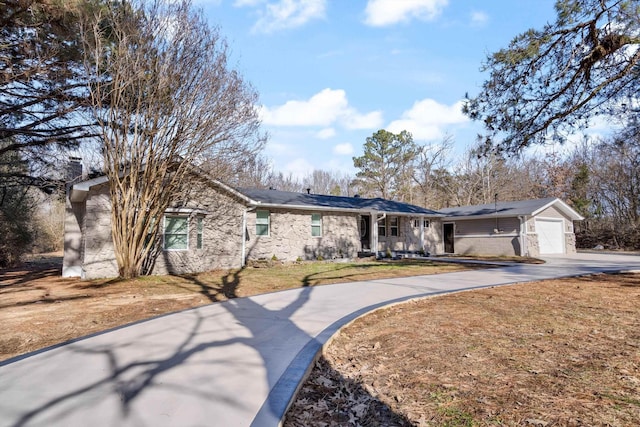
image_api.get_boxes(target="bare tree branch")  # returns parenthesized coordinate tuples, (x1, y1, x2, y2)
(81, 0, 265, 278)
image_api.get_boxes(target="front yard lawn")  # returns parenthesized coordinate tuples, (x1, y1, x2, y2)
(0, 257, 472, 361)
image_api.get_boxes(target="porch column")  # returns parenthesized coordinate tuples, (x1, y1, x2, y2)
(518, 215, 528, 257)
(370, 210, 378, 254)
(419, 216, 425, 252)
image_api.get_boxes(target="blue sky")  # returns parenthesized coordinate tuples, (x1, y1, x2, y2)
(198, 0, 559, 178)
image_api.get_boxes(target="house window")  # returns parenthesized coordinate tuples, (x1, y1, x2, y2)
(196, 217, 203, 249)
(378, 217, 386, 237)
(413, 219, 430, 228)
(164, 215, 188, 250)
(256, 210, 270, 236)
(311, 213, 322, 237)
(390, 216, 399, 237)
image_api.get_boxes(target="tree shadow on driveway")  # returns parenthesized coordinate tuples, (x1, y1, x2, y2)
(1, 283, 316, 426)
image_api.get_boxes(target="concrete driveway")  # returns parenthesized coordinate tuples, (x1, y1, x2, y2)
(1, 253, 639, 427)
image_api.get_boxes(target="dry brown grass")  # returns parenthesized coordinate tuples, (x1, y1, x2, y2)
(0, 256, 470, 361)
(286, 273, 640, 427)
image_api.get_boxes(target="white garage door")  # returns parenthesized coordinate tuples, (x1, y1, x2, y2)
(536, 219, 564, 254)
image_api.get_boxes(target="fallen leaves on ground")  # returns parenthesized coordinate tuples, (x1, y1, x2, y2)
(285, 273, 640, 426)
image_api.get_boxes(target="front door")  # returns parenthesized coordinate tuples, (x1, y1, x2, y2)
(360, 215, 371, 251)
(443, 223, 455, 254)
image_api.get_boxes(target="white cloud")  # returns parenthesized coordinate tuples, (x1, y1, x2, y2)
(236, 0, 326, 33)
(387, 98, 469, 140)
(470, 11, 489, 26)
(316, 128, 336, 139)
(342, 110, 384, 130)
(266, 141, 291, 155)
(364, 0, 448, 27)
(260, 88, 383, 130)
(260, 89, 345, 126)
(333, 143, 354, 155)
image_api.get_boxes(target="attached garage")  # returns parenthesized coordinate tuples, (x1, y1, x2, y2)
(535, 218, 565, 254)
(439, 198, 584, 258)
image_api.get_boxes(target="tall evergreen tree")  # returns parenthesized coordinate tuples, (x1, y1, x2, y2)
(464, 0, 640, 154)
(1, 0, 102, 186)
(352, 129, 418, 201)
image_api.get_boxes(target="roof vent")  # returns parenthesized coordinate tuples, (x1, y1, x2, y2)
(306, 188, 311, 194)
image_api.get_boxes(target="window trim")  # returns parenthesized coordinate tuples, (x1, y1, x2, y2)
(378, 217, 386, 237)
(311, 213, 322, 237)
(390, 216, 399, 237)
(196, 217, 203, 249)
(256, 209, 270, 237)
(413, 219, 430, 228)
(163, 215, 189, 251)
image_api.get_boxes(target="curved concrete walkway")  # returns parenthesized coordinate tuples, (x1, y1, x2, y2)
(1, 253, 639, 427)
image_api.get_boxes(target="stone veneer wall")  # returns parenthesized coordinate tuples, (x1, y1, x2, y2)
(152, 179, 245, 275)
(565, 232, 577, 254)
(70, 176, 246, 279)
(62, 195, 87, 277)
(524, 207, 579, 256)
(377, 216, 441, 254)
(82, 183, 118, 278)
(245, 209, 360, 261)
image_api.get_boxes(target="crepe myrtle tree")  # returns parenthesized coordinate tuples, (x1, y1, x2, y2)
(464, 0, 640, 155)
(81, 0, 265, 278)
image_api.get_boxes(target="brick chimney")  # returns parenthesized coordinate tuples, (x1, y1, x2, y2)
(66, 157, 83, 182)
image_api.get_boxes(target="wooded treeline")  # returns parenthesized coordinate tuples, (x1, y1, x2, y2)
(2, 0, 639, 270)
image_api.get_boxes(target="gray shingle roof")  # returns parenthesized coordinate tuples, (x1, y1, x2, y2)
(438, 197, 582, 219)
(238, 188, 441, 215)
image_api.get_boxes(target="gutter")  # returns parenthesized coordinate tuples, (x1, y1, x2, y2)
(247, 202, 441, 217)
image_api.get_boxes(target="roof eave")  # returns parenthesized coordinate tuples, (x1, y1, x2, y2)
(247, 201, 442, 216)
(442, 213, 525, 220)
(68, 176, 109, 202)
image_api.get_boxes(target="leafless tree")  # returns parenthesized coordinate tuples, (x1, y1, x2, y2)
(302, 170, 355, 196)
(587, 131, 640, 248)
(264, 172, 304, 193)
(81, 0, 264, 278)
(205, 151, 273, 188)
(411, 135, 453, 208)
